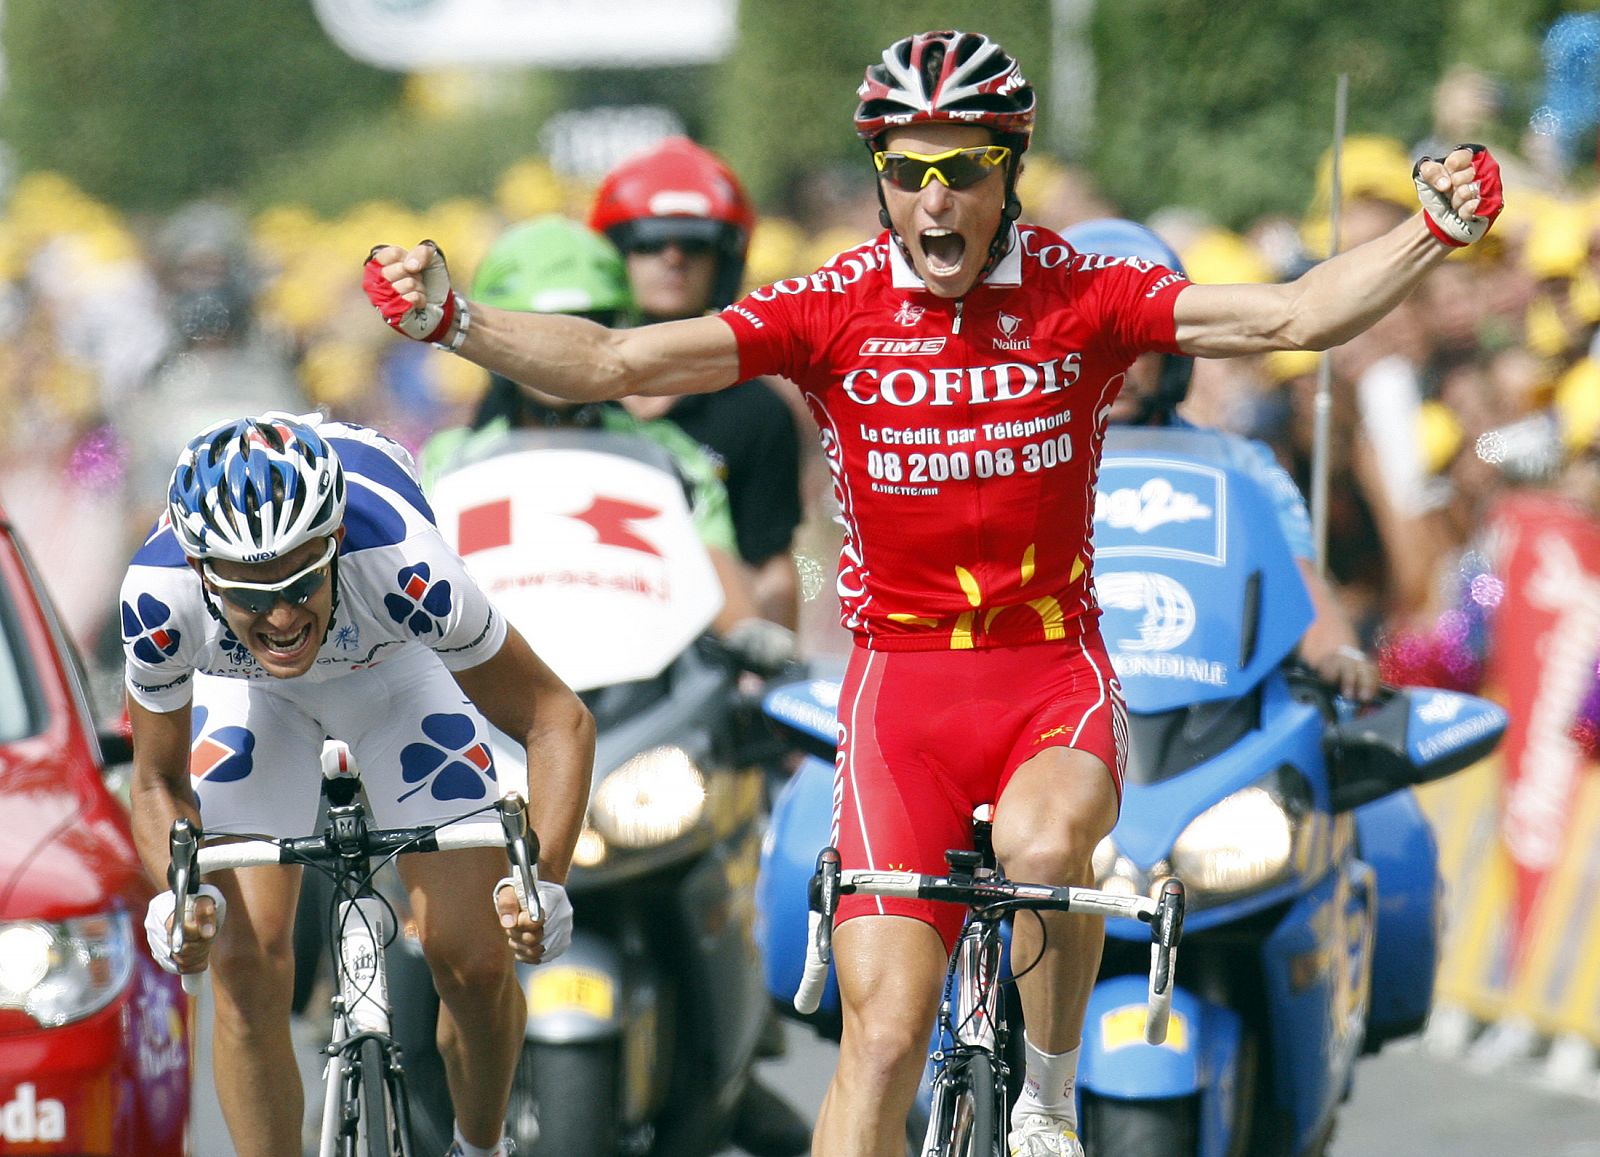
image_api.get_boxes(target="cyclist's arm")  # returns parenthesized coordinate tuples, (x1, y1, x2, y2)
(451, 623, 594, 884)
(468, 307, 739, 402)
(1171, 213, 1447, 358)
(128, 697, 198, 887)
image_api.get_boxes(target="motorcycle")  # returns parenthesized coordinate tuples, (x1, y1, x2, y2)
(389, 426, 774, 1157)
(755, 425, 1507, 1156)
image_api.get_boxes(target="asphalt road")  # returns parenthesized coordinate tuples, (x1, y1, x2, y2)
(188, 981, 1600, 1157)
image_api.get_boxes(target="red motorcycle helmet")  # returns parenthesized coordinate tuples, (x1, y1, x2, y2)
(589, 137, 756, 309)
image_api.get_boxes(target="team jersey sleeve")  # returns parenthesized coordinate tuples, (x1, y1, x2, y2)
(378, 527, 510, 671)
(1079, 258, 1189, 365)
(721, 268, 837, 384)
(119, 566, 198, 713)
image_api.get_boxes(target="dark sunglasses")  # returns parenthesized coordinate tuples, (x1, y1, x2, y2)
(627, 236, 718, 257)
(203, 539, 336, 615)
(873, 144, 1012, 192)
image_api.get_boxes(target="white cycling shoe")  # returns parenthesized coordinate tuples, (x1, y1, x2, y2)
(444, 1139, 515, 1157)
(1008, 1111, 1085, 1157)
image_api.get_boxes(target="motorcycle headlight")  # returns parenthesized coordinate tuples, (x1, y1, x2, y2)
(1170, 768, 1312, 904)
(0, 912, 135, 1027)
(590, 745, 707, 849)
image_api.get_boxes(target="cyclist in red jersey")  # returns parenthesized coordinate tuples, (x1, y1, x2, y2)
(364, 30, 1503, 1157)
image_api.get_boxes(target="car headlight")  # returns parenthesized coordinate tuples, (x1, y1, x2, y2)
(0, 912, 135, 1027)
(1170, 768, 1312, 903)
(590, 746, 707, 849)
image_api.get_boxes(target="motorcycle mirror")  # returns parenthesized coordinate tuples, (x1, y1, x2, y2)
(1324, 687, 1506, 812)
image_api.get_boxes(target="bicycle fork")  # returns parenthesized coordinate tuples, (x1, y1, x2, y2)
(320, 896, 411, 1157)
(920, 921, 1005, 1155)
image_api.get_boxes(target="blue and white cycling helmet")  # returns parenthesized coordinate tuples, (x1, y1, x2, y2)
(1060, 218, 1194, 424)
(167, 413, 346, 563)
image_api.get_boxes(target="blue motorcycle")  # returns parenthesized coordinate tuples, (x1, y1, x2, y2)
(756, 426, 1506, 1156)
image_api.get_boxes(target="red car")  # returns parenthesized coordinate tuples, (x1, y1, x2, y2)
(0, 509, 188, 1155)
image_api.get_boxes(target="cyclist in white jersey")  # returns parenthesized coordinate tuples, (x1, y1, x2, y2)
(125, 412, 593, 1157)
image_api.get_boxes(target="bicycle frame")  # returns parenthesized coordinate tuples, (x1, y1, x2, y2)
(168, 749, 541, 1157)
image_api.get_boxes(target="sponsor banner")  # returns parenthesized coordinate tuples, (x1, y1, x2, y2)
(311, 0, 734, 69)
(1484, 494, 1600, 971)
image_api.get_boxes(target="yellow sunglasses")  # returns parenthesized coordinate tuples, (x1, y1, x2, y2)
(873, 145, 1012, 191)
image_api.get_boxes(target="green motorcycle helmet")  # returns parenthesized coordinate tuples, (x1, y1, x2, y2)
(470, 215, 633, 323)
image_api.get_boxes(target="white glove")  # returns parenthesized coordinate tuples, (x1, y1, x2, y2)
(722, 618, 798, 674)
(144, 885, 227, 974)
(494, 877, 574, 964)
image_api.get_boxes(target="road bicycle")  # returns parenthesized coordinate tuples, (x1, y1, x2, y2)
(167, 744, 542, 1157)
(793, 808, 1185, 1157)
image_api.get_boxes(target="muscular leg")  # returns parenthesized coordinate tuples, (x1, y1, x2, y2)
(991, 747, 1119, 1053)
(402, 846, 526, 1149)
(812, 915, 948, 1157)
(208, 863, 304, 1157)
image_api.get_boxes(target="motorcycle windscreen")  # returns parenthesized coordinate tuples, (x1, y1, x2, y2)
(430, 442, 723, 692)
(1094, 427, 1313, 713)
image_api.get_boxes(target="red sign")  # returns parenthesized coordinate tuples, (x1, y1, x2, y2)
(1485, 493, 1600, 967)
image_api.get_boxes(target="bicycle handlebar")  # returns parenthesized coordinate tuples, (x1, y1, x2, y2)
(187, 811, 528, 874)
(166, 792, 542, 988)
(793, 852, 1186, 1045)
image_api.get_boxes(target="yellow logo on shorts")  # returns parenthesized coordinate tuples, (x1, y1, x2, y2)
(1036, 724, 1076, 744)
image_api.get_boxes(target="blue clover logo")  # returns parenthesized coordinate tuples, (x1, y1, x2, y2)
(397, 712, 496, 803)
(122, 594, 181, 666)
(219, 628, 254, 666)
(384, 563, 453, 638)
(188, 707, 256, 784)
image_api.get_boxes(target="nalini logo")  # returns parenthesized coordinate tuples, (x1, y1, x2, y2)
(994, 311, 1030, 350)
(894, 301, 925, 326)
(2, 1084, 66, 1143)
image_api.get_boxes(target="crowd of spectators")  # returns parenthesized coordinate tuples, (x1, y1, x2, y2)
(1, 66, 1597, 737)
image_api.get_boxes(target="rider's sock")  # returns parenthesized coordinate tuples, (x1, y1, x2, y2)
(450, 1125, 509, 1157)
(1014, 1036, 1081, 1130)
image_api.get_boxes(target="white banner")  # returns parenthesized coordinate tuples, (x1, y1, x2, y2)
(312, 0, 736, 70)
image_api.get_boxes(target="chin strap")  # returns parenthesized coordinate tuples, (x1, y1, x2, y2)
(321, 553, 343, 649)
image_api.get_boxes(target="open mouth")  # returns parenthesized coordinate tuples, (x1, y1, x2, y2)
(256, 623, 312, 661)
(919, 228, 967, 277)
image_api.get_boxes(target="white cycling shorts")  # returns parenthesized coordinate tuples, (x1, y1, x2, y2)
(187, 646, 509, 838)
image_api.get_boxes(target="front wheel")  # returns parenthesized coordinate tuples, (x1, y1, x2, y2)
(514, 1040, 620, 1157)
(1080, 1093, 1197, 1157)
(924, 1051, 1001, 1157)
(353, 1038, 406, 1157)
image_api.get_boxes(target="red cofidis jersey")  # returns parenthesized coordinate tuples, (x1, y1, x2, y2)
(721, 224, 1189, 651)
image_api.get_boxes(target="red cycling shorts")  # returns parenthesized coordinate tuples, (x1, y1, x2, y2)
(832, 633, 1127, 950)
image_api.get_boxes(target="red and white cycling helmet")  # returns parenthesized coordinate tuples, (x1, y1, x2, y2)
(854, 30, 1036, 150)
(167, 413, 346, 563)
(589, 137, 756, 309)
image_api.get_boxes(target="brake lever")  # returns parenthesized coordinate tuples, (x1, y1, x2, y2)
(498, 793, 543, 923)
